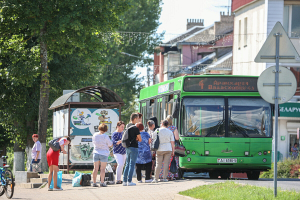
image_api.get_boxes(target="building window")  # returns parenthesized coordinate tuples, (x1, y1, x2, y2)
(283, 5, 300, 37)
(238, 20, 241, 49)
(244, 17, 247, 47)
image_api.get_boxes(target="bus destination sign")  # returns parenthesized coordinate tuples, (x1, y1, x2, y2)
(183, 77, 258, 92)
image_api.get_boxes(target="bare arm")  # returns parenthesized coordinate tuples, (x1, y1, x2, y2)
(35, 151, 40, 161)
(148, 138, 151, 145)
(136, 134, 142, 142)
(171, 141, 175, 156)
(174, 129, 179, 140)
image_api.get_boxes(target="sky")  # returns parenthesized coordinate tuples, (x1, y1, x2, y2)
(137, 0, 231, 84)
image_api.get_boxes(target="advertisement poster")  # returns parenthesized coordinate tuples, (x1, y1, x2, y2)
(68, 108, 119, 164)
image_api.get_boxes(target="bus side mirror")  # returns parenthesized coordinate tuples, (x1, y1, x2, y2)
(172, 96, 180, 118)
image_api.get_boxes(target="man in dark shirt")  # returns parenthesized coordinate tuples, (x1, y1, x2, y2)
(123, 113, 142, 186)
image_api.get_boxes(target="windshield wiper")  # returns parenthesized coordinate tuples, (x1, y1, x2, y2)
(185, 119, 200, 133)
(229, 120, 249, 138)
(206, 119, 225, 137)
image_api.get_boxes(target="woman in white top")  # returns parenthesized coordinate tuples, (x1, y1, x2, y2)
(92, 123, 113, 187)
(152, 120, 175, 183)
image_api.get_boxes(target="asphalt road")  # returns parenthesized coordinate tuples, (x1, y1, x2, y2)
(184, 172, 300, 192)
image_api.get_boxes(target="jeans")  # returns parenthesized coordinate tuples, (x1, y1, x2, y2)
(30, 159, 40, 172)
(123, 147, 138, 183)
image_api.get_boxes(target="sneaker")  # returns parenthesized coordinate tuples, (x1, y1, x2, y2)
(162, 179, 168, 182)
(48, 188, 53, 191)
(100, 182, 107, 187)
(145, 179, 153, 183)
(92, 183, 99, 187)
(137, 180, 143, 183)
(127, 182, 136, 186)
(116, 180, 123, 184)
(152, 179, 158, 183)
(123, 182, 128, 186)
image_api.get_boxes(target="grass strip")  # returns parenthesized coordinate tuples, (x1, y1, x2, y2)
(179, 181, 300, 200)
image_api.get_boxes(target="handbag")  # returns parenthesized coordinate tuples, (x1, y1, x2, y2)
(31, 163, 42, 173)
(80, 173, 91, 186)
(169, 156, 178, 174)
(175, 140, 186, 157)
(151, 129, 160, 151)
(48, 138, 61, 152)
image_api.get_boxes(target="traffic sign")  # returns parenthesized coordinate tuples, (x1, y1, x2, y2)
(257, 66, 297, 104)
(255, 22, 300, 63)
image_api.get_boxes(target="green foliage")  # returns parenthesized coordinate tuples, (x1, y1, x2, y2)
(179, 181, 300, 200)
(260, 158, 300, 178)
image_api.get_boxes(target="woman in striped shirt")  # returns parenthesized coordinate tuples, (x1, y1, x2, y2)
(112, 121, 126, 184)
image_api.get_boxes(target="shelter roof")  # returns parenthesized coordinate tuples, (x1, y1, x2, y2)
(49, 86, 124, 110)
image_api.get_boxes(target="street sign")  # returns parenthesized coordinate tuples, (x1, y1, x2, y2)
(255, 22, 300, 63)
(257, 66, 297, 104)
(254, 21, 299, 198)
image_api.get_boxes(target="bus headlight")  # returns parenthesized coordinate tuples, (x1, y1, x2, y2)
(192, 151, 196, 155)
(186, 150, 190, 154)
(205, 151, 209, 156)
(263, 158, 267, 162)
(258, 151, 262, 156)
(187, 157, 191, 162)
(263, 151, 267, 155)
(245, 151, 249, 156)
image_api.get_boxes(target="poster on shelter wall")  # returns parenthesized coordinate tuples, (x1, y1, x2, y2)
(70, 108, 119, 136)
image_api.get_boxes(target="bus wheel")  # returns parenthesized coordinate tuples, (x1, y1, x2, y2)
(178, 168, 184, 179)
(247, 171, 260, 180)
(209, 172, 219, 179)
(220, 172, 230, 179)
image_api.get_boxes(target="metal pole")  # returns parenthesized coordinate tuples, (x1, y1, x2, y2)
(274, 32, 281, 197)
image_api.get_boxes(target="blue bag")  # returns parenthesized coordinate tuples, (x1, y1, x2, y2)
(72, 171, 83, 187)
(50, 171, 63, 189)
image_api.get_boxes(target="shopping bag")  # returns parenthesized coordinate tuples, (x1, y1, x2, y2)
(31, 163, 42, 173)
(50, 171, 63, 189)
(72, 171, 83, 187)
(169, 156, 178, 174)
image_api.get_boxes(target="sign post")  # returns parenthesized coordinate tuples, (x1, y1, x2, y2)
(255, 22, 298, 197)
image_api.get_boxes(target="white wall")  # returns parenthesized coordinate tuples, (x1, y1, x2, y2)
(233, 0, 267, 75)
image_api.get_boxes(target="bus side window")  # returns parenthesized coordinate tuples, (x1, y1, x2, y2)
(161, 96, 166, 121)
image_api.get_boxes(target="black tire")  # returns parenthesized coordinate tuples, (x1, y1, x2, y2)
(178, 168, 184, 179)
(220, 172, 230, 179)
(0, 186, 4, 196)
(247, 171, 260, 180)
(209, 172, 219, 179)
(4, 170, 14, 199)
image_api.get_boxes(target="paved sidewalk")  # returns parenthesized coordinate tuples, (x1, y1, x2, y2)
(13, 175, 208, 200)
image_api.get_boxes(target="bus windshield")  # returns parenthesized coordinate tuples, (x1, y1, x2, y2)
(182, 98, 225, 137)
(228, 98, 271, 137)
(181, 97, 272, 138)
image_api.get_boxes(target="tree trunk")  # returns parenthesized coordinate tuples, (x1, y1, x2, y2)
(13, 142, 25, 174)
(37, 25, 50, 172)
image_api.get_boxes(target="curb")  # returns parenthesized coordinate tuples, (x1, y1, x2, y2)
(174, 194, 198, 200)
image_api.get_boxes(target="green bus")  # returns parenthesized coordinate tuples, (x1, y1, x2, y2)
(139, 75, 272, 180)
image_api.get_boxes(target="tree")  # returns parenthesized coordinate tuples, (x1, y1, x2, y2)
(0, 0, 129, 170)
(97, 0, 163, 122)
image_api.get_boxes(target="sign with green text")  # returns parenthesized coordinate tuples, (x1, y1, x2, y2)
(279, 103, 300, 117)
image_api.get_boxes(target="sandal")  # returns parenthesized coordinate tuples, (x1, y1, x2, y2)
(116, 180, 123, 184)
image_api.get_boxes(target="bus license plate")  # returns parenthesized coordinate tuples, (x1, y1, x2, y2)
(217, 158, 237, 163)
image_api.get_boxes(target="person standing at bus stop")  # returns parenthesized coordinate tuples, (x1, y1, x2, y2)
(31, 134, 42, 172)
(123, 113, 141, 186)
(112, 121, 126, 184)
(152, 120, 175, 183)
